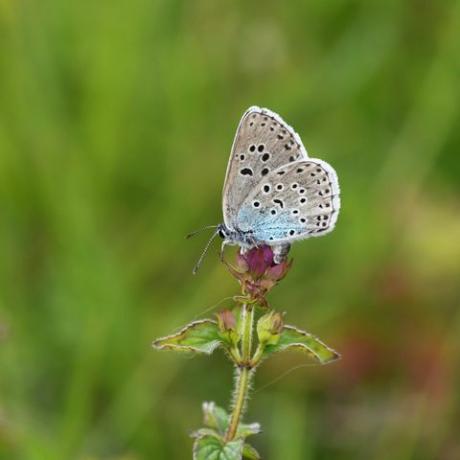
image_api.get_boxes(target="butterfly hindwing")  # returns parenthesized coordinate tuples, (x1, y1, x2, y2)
(235, 159, 340, 243)
(222, 106, 308, 229)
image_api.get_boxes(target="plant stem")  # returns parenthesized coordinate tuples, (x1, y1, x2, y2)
(225, 303, 254, 441)
(241, 303, 254, 360)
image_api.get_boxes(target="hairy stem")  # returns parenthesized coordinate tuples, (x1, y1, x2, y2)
(225, 303, 254, 441)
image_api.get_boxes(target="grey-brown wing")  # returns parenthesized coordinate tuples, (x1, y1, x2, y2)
(222, 106, 308, 229)
(235, 158, 340, 242)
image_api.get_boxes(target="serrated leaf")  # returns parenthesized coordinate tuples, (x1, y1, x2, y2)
(242, 443, 261, 459)
(193, 435, 244, 460)
(202, 401, 230, 435)
(263, 325, 340, 364)
(152, 319, 222, 355)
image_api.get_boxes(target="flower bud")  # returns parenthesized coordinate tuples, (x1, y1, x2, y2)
(257, 311, 284, 346)
(216, 309, 240, 346)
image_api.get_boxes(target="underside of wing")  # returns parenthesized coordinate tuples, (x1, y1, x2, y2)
(222, 106, 308, 228)
(235, 159, 340, 243)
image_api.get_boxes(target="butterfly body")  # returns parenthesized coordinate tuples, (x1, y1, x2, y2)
(219, 106, 340, 261)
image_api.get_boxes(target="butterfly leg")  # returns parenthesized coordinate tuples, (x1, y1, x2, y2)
(219, 240, 228, 261)
(272, 243, 291, 264)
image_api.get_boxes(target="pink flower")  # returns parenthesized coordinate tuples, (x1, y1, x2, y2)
(227, 246, 292, 306)
(237, 246, 274, 278)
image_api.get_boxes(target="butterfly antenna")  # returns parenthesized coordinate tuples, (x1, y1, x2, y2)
(192, 229, 220, 275)
(186, 225, 218, 239)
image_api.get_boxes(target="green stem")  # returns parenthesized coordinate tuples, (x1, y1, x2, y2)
(241, 303, 254, 360)
(225, 303, 254, 441)
(250, 344, 264, 367)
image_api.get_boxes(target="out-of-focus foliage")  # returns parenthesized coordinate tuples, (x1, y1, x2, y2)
(0, 1, 459, 459)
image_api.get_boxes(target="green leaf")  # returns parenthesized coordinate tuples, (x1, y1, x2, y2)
(242, 443, 261, 460)
(202, 402, 261, 439)
(203, 401, 230, 435)
(237, 422, 261, 439)
(263, 325, 340, 364)
(193, 435, 244, 460)
(191, 427, 221, 440)
(152, 319, 222, 355)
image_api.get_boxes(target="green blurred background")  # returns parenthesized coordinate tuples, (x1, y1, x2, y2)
(1, 1, 459, 459)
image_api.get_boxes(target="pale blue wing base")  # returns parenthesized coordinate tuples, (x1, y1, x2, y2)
(235, 158, 340, 245)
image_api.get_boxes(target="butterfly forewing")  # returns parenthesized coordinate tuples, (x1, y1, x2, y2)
(235, 159, 340, 243)
(222, 106, 308, 228)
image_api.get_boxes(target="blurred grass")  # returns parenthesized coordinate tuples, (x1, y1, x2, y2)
(0, 0, 459, 459)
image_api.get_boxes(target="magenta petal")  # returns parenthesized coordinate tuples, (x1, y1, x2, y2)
(266, 262, 288, 280)
(266, 264, 284, 280)
(244, 246, 274, 277)
(261, 245, 274, 266)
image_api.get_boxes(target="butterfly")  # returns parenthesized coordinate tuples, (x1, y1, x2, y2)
(191, 106, 340, 273)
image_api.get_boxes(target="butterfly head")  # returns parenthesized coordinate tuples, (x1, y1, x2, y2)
(217, 223, 229, 240)
(217, 223, 256, 248)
